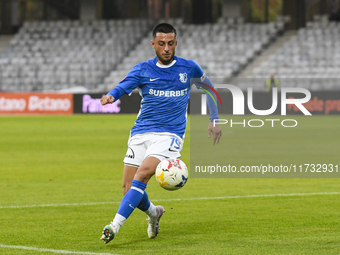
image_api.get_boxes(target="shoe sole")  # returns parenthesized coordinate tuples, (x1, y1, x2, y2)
(101, 225, 115, 244)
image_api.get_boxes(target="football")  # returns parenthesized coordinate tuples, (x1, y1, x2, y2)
(155, 159, 188, 191)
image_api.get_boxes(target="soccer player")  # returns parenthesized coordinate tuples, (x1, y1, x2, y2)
(100, 23, 221, 243)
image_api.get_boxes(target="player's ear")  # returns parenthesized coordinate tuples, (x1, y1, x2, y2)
(151, 40, 155, 49)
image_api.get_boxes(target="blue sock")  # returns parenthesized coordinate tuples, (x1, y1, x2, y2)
(117, 180, 146, 219)
(137, 191, 150, 212)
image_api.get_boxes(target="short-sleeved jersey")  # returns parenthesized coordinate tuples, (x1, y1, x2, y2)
(108, 56, 205, 139)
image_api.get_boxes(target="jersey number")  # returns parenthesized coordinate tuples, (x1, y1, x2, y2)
(170, 137, 180, 150)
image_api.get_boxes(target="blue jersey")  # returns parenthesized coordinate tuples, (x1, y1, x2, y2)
(108, 56, 217, 139)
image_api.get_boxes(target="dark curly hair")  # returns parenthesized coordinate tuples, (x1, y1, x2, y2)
(152, 23, 177, 38)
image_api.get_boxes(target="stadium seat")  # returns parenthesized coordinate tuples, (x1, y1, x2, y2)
(247, 15, 340, 90)
(0, 17, 288, 92)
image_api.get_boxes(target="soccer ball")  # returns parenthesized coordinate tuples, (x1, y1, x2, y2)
(155, 159, 188, 191)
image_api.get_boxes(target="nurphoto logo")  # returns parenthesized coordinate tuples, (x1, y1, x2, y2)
(200, 84, 312, 128)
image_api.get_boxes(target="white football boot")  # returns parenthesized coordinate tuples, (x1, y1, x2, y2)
(147, 205, 165, 238)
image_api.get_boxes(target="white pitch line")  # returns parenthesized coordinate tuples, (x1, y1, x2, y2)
(0, 201, 120, 209)
(0, 192, 339, 209)
(0, 244, 120, 255)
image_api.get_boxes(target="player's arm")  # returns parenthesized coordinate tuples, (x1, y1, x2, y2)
(191, 60, 222, 145)
(100, 64, 141, 105)
(203, 75, 222, 145)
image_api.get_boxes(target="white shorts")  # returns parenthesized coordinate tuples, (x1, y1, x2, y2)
(123, 132, 183, 167)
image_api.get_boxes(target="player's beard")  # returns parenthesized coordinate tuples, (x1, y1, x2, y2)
(156, 50, 175, 65)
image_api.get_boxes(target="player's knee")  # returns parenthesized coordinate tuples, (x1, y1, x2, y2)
(135, 166, 154, 183)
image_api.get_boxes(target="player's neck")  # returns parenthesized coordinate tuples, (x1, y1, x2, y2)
(158, 57, 173, 64)
(156, 58, 176, 68)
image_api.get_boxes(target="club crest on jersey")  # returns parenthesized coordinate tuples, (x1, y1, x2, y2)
(179, 73, 188, 83)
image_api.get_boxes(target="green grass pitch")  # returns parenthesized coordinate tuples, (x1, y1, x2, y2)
(0, 115, 339, 255)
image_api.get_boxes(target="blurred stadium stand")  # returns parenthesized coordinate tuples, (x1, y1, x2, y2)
(0, 16, 286, 92)
(236, 15, 340, 91)
(0, 0, 338, 93)
(101, 16, 286, 91)
(0, 19, 154, 92)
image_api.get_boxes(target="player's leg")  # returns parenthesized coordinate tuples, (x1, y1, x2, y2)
(138, 134, 183, 238)
(100, 167, 137, 243)
(121, 161, 161, 221)
(122, 158, 164, 239)
(131, 156, 165, 238)
(101, 136, 145, 244)
(133, 156, 160, 183)
(101, 156, 160, 243)
(122, 163, 158, 214)
(114, 156, 160, 222)
(122, 164, 137, 195)
(101, 133, 181, 242)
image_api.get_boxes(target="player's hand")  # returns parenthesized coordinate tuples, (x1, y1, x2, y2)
(100, 95, 114, 105)
(208, 122, 222, 145)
